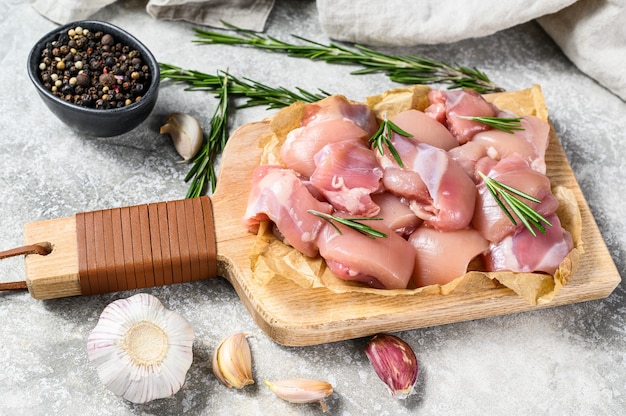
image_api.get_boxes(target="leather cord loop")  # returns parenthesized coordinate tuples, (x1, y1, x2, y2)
(0, 242, 51, 291)
(0, 242, 51, 260)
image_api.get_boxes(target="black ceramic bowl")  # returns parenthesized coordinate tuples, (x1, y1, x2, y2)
(27, 20, 160, 137)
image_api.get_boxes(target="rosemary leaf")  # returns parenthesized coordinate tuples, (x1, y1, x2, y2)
(160, 63, 329, 109)
(159, 63, 225, 91)
(192, 24, 504, 93)
(160, 64, 329, 197)
(478, 172, 552, 237)
(457, 116, 524, 134)
(369, 118, 411, 168)
(184, 72, 230, 198)
(307, 210, 387, 239)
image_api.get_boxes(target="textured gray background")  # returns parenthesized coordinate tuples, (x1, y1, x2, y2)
(1, 0, 625, 415)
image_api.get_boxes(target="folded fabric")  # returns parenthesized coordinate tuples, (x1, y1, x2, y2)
(29, 0, 275, 31)
(146, 0, 275, 32)
(30, 0, 117, 24)
(538, 0, 626, 101)
(317, 0, 625, 101)
(316, 0, 577, 46)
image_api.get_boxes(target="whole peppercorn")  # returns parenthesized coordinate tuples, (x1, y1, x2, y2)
(104, 56, 117, 67)
(37, 26, 150, 109)
(90, 59, 101, 70)
(99, 72, 117, 87)
(76, 73, 90, 87)
(101, 34, 114, 46)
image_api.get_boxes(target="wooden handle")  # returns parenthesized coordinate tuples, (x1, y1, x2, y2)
(23, 197, 217, 300)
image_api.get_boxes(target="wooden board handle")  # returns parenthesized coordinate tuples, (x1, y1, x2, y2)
(23, 197, 217, 300)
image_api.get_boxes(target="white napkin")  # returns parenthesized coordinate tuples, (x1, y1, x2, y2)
(538, 0, 626, 101)
(146, 0, 275, 32)
(29, 0, 275, 31)
(30, 0, 118, 25)
(317, 0, 626, 101)
(316, 0, 577, 46)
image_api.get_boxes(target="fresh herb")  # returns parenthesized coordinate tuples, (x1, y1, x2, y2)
(192, 23, 504, 93)
(307, 210, 387, 239)
(159, 63, 329, 109)
(369, 118, 411, 168)
(478, 172, 552, 237)
(184, 73, 230, 198)
(457, 116, 524, 134)
(160, 64, 329, 196)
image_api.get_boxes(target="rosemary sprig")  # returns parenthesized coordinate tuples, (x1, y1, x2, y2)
(159, 63, 329, 109)
(160, 64, 329, 196)
(478, 172, 552, 237)
(457, 116, 524, 134)
(193, 24, 504, 93)
(184, 72, 230, 198)
(369, 118, 411, 167)
(307, 210, 387, 239)
(227, 75, 331, 109)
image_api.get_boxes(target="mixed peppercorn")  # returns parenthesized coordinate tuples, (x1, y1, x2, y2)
(37, 26, 151, 109)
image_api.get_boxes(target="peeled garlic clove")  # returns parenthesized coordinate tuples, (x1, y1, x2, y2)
(264, 378, 333, 412)
(87, 293, 195, 404)
(212, 332, 254, 389)
(365, 333, 418, 399)
(160, 112, 203, 162)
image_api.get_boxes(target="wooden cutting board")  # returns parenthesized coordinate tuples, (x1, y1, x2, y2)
(23, 118, 621, 346)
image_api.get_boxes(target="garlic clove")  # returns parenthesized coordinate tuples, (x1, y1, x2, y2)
(212, 332, 254, 389)
(87, 293, 194, 404)
(264, 378, 333, 412)
(365, 333, 418, 399)
(160, 112, 203, 163)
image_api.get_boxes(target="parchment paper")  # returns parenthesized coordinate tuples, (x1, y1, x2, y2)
(248, 85, 583, 305)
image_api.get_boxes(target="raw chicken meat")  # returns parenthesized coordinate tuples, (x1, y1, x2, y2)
(409, 226, 489, 287)
(408, 144, 476, 231)
(473, 156, 559, 243)
(280, 118, 370, 177)
(317, 221, 415, 290)
(242, 166, 333, 257)
(371, 192, 422, 237)
(471, 115, 550, 174)
(390, 109, 458, 150)
(310, 141, 383, 216)
(425, 89, 498, 144)
(243, 91, 573, 291)
(301, 95, 379, 135)
(448, 141, 488, 181)
(485, 214, 573, 275)
(376, 132, 476, 231)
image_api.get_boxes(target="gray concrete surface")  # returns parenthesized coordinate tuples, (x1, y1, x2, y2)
(1, 0, 625, 415)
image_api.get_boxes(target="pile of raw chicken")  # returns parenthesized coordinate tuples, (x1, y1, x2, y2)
(242, 89, 573, 290)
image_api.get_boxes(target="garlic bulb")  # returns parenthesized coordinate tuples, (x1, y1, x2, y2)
(212, 333, 254, 389)
(87, 293, 195, 403)
(160, 112, 203, 162)
(365, 333, 418, 399)
(264, 378, 333, 412)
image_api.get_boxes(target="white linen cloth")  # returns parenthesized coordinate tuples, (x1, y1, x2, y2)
(145, 0, 275, 31)
(29, 0, 275, 31)
(317, 0, 577, 46)
(317, 0, 626, 100)
(537, 0, 626, 101)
